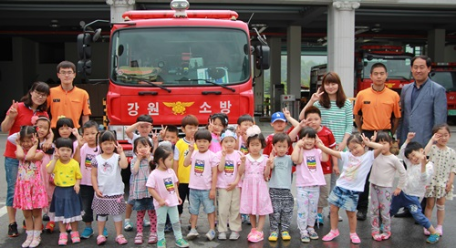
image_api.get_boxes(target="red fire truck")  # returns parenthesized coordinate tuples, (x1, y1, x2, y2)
(310, 45, 414, 96)
(77, 0, 270, 159)
(429, 62, 456, 119)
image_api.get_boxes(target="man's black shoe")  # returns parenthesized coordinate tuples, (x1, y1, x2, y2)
(394, 209, 413, 218)
(356, 211, 367, 221)
(8, 222, 19, 237)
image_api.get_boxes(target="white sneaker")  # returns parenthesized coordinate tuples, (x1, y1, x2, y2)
(229, 231, 240, 240)
(186, 228, 199, 240)
(22, 234, 33, 248)
(218, 232, 227, 240)
(143, 217, 151, 227)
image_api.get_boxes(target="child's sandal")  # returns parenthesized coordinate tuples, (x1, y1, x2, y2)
(58, 232, 68, 246)
(134, 232, 143, 244)
(71, 231, 80, 243)
(148, 232, 158, 244)
(115, 234, 128, 245)
(96, 235, 107, 245)
(350, 233, 361, 244)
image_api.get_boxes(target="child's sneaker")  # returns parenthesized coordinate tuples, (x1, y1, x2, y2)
(157, 239, 166, 248)
(300, 231, 310, 243)
(70, 231, 80, 244)
(143, 217, 151, 227)
(381, 232, 391, 240)
(81, 227, 94, 239)
(316, 213, 324, 226)
(282, 231, 291, 241)
(124, 220, 133, 231)
(247, 228, 257, 239)
(58, 232, 68, 246)
(268, 231, 278, 242)
(322, 229, 340, 241)
(103, 227, 108, 237)
(218, 232, 227, 240)
(307, 228, 319, 240)
(115, 234, 128, 245)
(186, 228, 199, 240)
(206, 229, 216, 241)
(43, 214, 50, 222)
(424, 227, 431, 236)
(44, 221, 55, 234)
(96, 235, 107, 245)
(175, 238, 189, 247)
(8, 222, 19, 237)
(372, 232, 382, 241)
(426, 233, 440, 244)
(248, 230, 264, 242)
(29, 235, 41, 248)
(22, 234, 33, 248)
(164, 223, 172, 233)
(350, 233, 361, 244)
(229, 231, 240, 240)
(436, 225, 443, 236)
(148, 232, 158, 244)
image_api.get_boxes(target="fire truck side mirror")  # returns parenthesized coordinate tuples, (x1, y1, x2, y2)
(77, 60, 92, 75)
(77, 33, 92, 60)
(254, 45, 271, 70)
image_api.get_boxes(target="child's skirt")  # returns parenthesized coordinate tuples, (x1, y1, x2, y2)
(92, 194, 127, 216)
(50, 186, 83, 223)
(133, 197, 154, 211)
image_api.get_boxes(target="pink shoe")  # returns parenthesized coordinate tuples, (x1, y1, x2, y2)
(436, 225, 443, 236)
(247, 228, 257, 239)
(148, 232, 158, 244)
(424, 227, 431, 236)
(350, 233, 361, 244)
(248, 231, 264, 242)
(115, 234, 128, 245)
(322, 229, 340, 241)
(58, 232, 68, 246)
(372, 231, 382, 241)
(71, 231, 80, 244)
(381, 232, 391, 240)
(96, 235, 106, 245)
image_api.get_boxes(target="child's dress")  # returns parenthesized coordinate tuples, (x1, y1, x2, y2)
(425, 145, 456, 200)
(13, 155, 48, 210)
(240, 154, 273, 215)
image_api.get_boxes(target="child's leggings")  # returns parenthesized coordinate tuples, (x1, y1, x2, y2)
(269, 188, 294, 232)
(296, 186, 319, 234)
(157, 206, 183, 241)
(136, 210, 157, 233)
(370, 184, 392, 234)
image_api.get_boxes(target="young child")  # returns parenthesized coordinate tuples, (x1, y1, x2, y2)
(263, 111, 295, 156)
(424, 124, 456, 236)
(124, 114, 156, 231)
(146, 144, 190, 248)
(239, 125, 273, 243)
(11, 126, 47, 248)
(267, 133, 294, 242)
(78, 120, 107, 239)
(369, 132, 406, 241)
(174, 115, 199, 219)
(291, 127, 329, 243)
(34, 116, 54, 225)
(184, 129, 218, 241)
(390, 132, 440, 244)
(317, 133, 383, 244)
(292, 106, 338, 226)
(46, 137, 83, 245)
(235, 114, 254, 224)
(208, 113, 228, 152)
(214, 130, 244, 240)
(91, 131, 128, 245)
(131, 137, 158, 244)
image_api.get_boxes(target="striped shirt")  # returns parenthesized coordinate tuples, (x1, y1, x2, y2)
(314, 99, 353, 144)
(130, 157, 152, 200)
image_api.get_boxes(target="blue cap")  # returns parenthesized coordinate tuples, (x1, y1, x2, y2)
(271, 112, 286, 123)
(221, 130, 237, 141)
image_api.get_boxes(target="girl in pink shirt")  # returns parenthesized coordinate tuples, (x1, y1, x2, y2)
(146, 145, 189, 248)
(208, 113, 228, 153)
(291, 127, 329, 243)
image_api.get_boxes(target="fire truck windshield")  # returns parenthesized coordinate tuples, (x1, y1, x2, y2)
(430, 71, 456, 92)
(110, 27, 250, 86)
(362, 54, 412, 80)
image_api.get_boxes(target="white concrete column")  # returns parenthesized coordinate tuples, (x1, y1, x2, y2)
(328, 0, 360, 98)
(269, 37, 282, 114)
(106, 0, 135, 23)
(286, 26, 301, 100)
(428, 29, 445, 62)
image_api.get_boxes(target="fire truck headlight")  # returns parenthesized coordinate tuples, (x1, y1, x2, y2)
(170, 0, 189, 11)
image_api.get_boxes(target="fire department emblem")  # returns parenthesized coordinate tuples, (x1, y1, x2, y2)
(163, 101, 194, 115)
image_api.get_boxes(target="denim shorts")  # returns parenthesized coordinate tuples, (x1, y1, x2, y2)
(328, 186, 360, 212)
(5, 157, 19, 207)
(188, 189, 215, 215)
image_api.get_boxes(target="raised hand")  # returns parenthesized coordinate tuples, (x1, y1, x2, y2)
(32, 133, 39, 146)
(361, 133, 371, 145)
(407, 132, 416, 141)
(370, 131, 377, 142)
(282, 107, 291, 118)
(159, 125, 168, 138)
(188, 141, 195, 152)
(7, 100, 18, 119)
(268, 151, 275, 169)
(72, 128, 80, 138)
(53, 149, 60, 161)
(151, 129, 159, 143)
(296, 140, 305, 149)
(310, 87, 324, 102)
(115, 142, 123, 154)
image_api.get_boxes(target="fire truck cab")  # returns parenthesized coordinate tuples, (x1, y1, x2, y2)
(429, 62, 456, 119)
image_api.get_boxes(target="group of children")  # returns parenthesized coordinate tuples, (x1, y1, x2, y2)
(9, 106, 455, 247)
